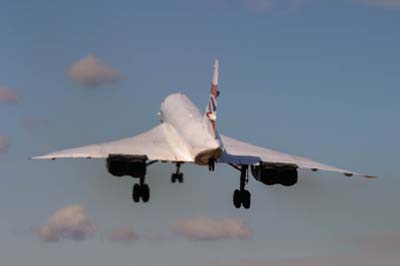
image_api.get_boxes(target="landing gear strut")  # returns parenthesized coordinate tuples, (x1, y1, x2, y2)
(208, 158, 215, 172)
(132, 176, 150, 203)
(171, 163, 184, 183)
(232, 165, 251, 209)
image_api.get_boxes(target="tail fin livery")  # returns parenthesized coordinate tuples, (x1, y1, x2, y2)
(204, 59, 219, 137)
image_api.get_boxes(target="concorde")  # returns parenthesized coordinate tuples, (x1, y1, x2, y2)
(34, 60, 375, 209)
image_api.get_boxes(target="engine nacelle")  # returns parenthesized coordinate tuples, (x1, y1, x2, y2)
(106, 155, 147, 178)
(251, 162, 298, 186)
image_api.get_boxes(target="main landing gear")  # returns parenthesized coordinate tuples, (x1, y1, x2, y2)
(171, 162, 184, 183)
(232, 165, 251, 209)
(131, 160, 157, 203)
(132, 176, 150, 203)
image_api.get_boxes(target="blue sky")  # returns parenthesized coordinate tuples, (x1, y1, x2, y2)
(1, 0, 400, 265)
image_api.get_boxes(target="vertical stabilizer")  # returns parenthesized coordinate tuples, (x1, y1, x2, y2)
(204, 59, 219, 137)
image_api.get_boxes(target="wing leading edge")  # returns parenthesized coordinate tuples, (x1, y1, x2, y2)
(219, 135, 376, 179)
(33, 124, 190, 162)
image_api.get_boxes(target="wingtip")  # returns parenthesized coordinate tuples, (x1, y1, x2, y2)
(31, 155, 54, 160)
(343, 172, 377, 179)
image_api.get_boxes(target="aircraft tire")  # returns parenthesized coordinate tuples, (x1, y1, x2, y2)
(132, 184, 140, 202)
(233, 189, 241, 208)
(241, 190, 251, 209)
(141, 184, 150, 202)
(178, 173, 184, 183)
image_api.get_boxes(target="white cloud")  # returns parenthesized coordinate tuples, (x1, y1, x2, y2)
(108, 225, 139, 243)
(0, 136, 9, 153)
(21, 117, 49, 128)
(214, 233, 400, 266)
(68, 55, 122, 87)
(355, 0, 400, 8)
(0, 88, 20, 104)
(172, 215, 251, 241)
(215, 255, 399, 266)
(355, 233, 400, 253)
(37, 205, 96, 242)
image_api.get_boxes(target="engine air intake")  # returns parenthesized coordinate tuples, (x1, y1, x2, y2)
(251, 162, 298, 187)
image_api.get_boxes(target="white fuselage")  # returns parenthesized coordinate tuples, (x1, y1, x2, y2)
(160, 93, 222, 164)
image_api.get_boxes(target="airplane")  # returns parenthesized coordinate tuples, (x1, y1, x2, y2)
(33, 59, 375, 209)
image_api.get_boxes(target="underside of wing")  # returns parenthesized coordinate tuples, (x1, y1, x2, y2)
(219, 134, 375, 178)
(33, 124, 190, 162)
